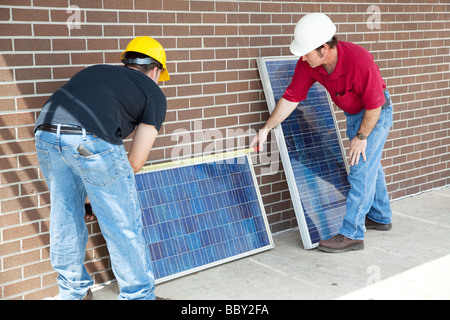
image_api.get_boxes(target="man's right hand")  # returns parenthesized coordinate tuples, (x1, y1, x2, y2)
(250, 98, 299, 152)
(250, 128, 270, 152)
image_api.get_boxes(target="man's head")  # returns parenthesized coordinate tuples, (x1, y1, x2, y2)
(301, 36, 338, 68)
(122, 51, 163, 83)
(121, 36, 170, 83)
(290, 13, 337, 58)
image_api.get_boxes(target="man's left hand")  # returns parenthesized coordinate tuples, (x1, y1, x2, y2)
(348, 137, 367, 166)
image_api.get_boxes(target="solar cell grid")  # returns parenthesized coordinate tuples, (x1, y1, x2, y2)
(258, 57, 351, 249)
(136, 153, 273, 283)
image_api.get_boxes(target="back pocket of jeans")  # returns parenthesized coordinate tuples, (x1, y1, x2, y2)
(36, 146, 53, 183)
(74, 148, 118, 187)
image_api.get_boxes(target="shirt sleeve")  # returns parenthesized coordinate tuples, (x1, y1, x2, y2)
(282, 59, 316, 103)
(360, 62, 386, 110)
(141, 93, 167, 132)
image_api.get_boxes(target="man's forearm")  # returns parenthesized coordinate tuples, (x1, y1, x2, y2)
(358, 107, 382, 137)
(262, 97, 299, 131)
(128, 123, 158, 173)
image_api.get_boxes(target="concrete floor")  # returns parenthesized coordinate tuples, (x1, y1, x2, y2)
(86, 187, 450, 300)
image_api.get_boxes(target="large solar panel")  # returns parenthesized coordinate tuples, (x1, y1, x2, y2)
(257, 57, 351, 250)
(135, 150, 274, 283)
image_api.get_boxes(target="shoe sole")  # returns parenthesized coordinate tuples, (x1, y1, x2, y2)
(366, 224, 392, 231)
(317, 242, 364, 253)
(82, 289, 92, 300)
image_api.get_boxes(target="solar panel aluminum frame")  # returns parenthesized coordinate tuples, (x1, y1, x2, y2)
(137, 150, 274, 284)
(257, 56, 349, 250)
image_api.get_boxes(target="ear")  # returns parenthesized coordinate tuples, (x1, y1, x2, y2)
(322, 43, 333, 54)
(148, 67, 161, 83)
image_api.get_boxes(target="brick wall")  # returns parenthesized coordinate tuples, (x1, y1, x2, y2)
(1, 0, 449, 299)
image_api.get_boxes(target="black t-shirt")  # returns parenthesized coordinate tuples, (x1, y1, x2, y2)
(34, 64, 167, 145)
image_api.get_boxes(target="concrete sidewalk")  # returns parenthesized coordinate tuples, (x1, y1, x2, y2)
(90, 187, 450, 300)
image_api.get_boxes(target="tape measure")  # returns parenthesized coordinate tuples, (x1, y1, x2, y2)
(139, 147, 259, 173)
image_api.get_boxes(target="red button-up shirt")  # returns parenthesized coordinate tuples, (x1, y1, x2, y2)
(282, 41, 386, 114)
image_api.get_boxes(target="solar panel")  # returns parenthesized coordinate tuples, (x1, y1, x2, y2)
(257, 57, 351, 250)
(135, 150, 274, 283)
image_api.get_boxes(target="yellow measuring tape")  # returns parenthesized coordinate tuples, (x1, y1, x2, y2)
(139, 147, 257, 173)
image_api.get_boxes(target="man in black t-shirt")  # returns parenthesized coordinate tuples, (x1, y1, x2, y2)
(34, 36, 169, 300)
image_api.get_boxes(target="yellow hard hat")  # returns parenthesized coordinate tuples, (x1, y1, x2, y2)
(121, 36, 170, 82)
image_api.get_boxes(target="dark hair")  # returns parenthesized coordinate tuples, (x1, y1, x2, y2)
(315, 36, 339, 52)
(122, 51, 162, 74)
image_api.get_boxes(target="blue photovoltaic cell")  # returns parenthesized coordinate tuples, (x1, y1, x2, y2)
(258, 57, 351, 249)
(135, 154, 273, 283)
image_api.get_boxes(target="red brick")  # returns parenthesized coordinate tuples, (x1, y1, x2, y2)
(0, 7, 10, 20)
(103, 0, 133, 10)
(163, 0, 189, 11)
(0, 83, 34, 97)
(12, 8, 49, 21)
(135, 0, 162, 10)
(35, 53, 70, 66)
(34, 0, 68, 6)
(52, 38, 86, 51)
(15, 68, 51, 81)
(0, 23, 32, 36)
(70, 0, 102, 9)
(86, 10, 118, 23)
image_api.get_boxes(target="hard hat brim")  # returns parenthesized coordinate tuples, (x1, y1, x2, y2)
(159, 68, 170, 82)
(290, 40, 310, 57)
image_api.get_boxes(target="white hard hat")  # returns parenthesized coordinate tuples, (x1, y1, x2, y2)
(290, 13, 336, 57)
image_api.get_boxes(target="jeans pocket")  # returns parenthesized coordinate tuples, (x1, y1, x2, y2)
(74, 148, 119, 187)
(36, 146, 53, 183)
(382, 106, 393, 130)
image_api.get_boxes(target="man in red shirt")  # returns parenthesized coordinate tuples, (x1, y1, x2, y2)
(251, 13, 393, 253)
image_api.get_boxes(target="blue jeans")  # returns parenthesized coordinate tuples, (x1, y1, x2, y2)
(35, 128, 155, 300)
(339, 101, 393, 240)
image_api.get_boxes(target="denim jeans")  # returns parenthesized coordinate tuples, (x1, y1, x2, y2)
(35, 127, 155, 300)
(339, 97, 393, 240)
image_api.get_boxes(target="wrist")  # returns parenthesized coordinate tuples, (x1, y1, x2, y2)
(356, 132, 368, 140)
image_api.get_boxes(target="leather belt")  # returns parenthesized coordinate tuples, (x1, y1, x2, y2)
(37, 123, 93, 135)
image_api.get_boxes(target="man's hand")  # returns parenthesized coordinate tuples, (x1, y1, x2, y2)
(348, 106, 381, 166)
(84, 196, 95, 222)
(250, 128, 270, 152)
(348, 137, 367, 166)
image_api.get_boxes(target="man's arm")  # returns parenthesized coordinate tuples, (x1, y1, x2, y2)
(250, 97, 299, 151)
(358, 107, 382, 138)
(348, 107, 381, 166)
(128, 123, 159, 173)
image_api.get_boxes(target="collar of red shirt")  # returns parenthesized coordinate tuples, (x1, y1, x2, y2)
(317, 42, 346, 80)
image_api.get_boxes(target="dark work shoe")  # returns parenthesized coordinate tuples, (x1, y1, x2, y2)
(82, 289, 92, 300)
(317, 234, 364, 253)
(156, 296, 173, 300)
(365, 217, 392, 231)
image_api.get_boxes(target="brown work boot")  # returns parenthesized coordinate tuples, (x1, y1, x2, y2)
(156, 296, 173, 300)
(82, 289, 92, 300)
(317, 234, 364, 253)
(365, 217, 392, 231)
